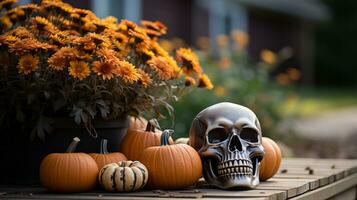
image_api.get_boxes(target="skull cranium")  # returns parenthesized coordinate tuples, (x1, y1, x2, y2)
(189, 102, 264, 189)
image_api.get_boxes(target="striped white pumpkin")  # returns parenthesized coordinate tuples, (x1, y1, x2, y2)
(98, 160, 148, 192)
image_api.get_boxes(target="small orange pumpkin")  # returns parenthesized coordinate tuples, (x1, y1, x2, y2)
(140, 130, 202, 189)
(129, 116, 148, 130)
(121, 119, 173, 161)
(260, 137, 282, 181)
(89, 139, 127, 170)
(40, 137, 99, 193)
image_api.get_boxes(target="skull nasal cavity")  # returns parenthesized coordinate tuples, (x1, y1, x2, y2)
(229, 135, 242, 152)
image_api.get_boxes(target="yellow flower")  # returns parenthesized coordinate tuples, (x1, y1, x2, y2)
(0, 16, 13, 30)
(214, 86, 227, 97)
(231, 30, 249, 50)
(198, 74, 214, 90)
(275, 73, 291, 86)
(176, 48, 202, 75)
(147, 56, 175, 80)
(68, 60, 90, 80)
(216, 34, 229, 48)
(116, 60, 140, 84)
(287, 68, 301, 81)
(260, 49, 277, 65)
(92, 61, 117, 80)
(17, 54, 39, 75)
(137, 69, 152, 87)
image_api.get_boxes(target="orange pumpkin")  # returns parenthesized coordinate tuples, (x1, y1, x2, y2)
(260, 137, 282, 181)
(89, 139, 127, 170)
(40, 137, 99, 193)
(129, 116, 148, 130)
(140, 130, 202, 189)
(121, 119, 173, 161)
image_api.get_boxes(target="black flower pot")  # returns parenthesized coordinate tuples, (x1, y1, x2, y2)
(0, 116, 130, 184)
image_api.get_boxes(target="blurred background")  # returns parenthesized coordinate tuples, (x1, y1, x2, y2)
(25, 0, 357, 158)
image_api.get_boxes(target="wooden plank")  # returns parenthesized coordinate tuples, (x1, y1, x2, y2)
(198, 189, 287, 200)
(258, 179, 310, 198)
(289, 173, 357, 200)
(328, 187, 356, 200)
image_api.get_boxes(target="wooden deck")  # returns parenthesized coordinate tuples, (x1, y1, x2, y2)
(1, 158, 357, 200)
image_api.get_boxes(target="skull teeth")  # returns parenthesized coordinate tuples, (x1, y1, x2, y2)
(216, 159, 254, 177)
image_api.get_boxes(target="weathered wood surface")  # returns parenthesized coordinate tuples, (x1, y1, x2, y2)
(0, 158, 356, 200)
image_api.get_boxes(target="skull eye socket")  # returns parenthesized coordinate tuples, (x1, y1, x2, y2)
(240, 128, 259, 143)
(208, 127, 228, 143)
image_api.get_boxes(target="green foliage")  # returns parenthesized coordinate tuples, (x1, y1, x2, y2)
(159, 35, 296, 139)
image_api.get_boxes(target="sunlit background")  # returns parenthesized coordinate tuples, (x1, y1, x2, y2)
(21, 0, 357, 159)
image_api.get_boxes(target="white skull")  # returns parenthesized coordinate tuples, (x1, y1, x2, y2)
(189, 102, 264, 189)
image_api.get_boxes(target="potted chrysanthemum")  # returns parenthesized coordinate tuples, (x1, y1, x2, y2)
(0, 0, 213, 183)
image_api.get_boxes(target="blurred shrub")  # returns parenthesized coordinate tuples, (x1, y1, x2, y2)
(158, 31, 299, 139)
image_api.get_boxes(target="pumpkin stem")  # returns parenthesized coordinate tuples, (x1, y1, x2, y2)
(146, 119, 160, 132)
(66, 137, 80, 153)
(161, 129, 174, 146)
(100, 139, 109, 154)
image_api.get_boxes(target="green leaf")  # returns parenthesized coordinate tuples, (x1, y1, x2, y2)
(53, 98, 67, 111)
(33, 115, 53, 140)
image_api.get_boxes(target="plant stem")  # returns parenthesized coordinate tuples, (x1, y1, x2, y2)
(66, 137, 80, 153)
(100, 139, 109, 154)
(160, 129, 174, 146)
(146, 119, 160, 132)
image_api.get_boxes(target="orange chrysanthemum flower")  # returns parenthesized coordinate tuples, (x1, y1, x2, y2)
(137, 69, 152, 87)
(147, 56, 175, 80)
(0, 35, 18, 45)
(73, 36, 96, 51)
(185, 76, 196, 87)
(0, 16, 12, 30)
(176, 48, 202, 75)
(118, 19, 137, 31)
(68, 60, 90, 80)
(5, 27, 34, 39)
(141, 20, 167, 38)
(136, 42, 155, 58)
(17, 54, 39, 75)
(0, 0, 16, 11)
(32, 16, 58, 32)
(198, 74, 214, 90)
(96, 48, 118, 63)
(116, 60, 140, 84)
(48, 54, 66, 71)
(8, 38, 56, 54)
(92, 61, 117, 80)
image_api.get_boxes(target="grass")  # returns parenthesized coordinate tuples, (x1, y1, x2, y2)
(280, 86, 357, 117)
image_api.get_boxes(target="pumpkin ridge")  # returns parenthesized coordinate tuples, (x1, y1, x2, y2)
(75, 154, 81, 191)
(168, 146, 177, 188)
(132, 167, 137, 191)
(122, 167, 126, 191)
(112, 167, 117, 189)
(181, 144, 193, 186)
